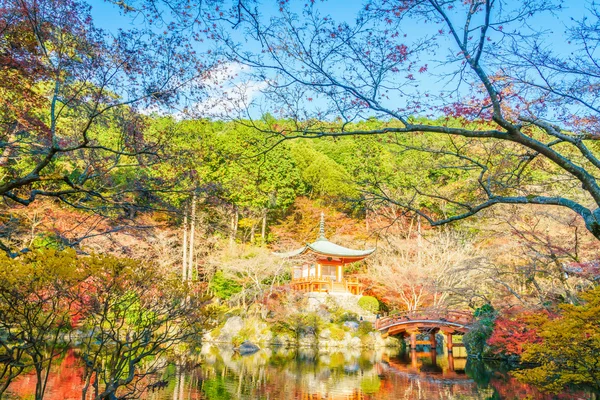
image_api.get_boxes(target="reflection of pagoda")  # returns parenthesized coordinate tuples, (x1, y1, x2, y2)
(276, 213, 375, 295)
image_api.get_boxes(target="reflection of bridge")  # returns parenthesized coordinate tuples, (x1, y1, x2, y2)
(375, 311, 473, 352)
(383, 350, 471, 383)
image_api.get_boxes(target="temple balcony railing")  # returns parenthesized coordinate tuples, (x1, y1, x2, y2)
(291, 276, 362, 295)
(290, 277, 331, 293)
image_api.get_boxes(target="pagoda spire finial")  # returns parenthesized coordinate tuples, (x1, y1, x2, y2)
(319, 212, 326, 240)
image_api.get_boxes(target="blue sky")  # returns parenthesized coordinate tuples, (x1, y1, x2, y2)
(89, 0, 592, 75)
(91, 0, 590, 52)
(88, 0, 593, 119)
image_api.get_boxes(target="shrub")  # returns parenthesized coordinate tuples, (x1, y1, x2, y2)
(299, 313, 323, 336)
(327, 299, 358, 323)
(358, 321, 374, 336)
(338, 311, 358, 323)
(358, 296, 379, 314)
(231, 335, 245, 347)
(463, 304, 496, 358)
(209, 271, 242, 300)
(231, 323, 257, 347)
(238, 325, 256, 340)
(272, 312, 323, 339)
(329, 325, 347, 341)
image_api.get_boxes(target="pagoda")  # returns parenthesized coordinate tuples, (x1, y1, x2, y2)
(276, 213, 375, 295)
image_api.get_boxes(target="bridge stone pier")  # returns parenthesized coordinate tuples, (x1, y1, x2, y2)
(375, 311, 472, 354)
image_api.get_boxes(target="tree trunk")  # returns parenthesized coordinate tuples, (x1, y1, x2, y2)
(182, 205, 188, 282)
(34, 364, 44, 400)
(0, 378, 11, 398)
(230, 206, 238, 246)
(0, 124, 17, 166)
(188, 193, 197, 281)
(261, 209, 267, 242)
(417, 215, 422, 266)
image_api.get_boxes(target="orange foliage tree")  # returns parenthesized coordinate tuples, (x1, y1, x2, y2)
(487, 310, 549, 357)
(270, 197, 370, 249)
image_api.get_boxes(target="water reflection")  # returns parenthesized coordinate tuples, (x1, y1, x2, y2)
(7, 346, 594, 399)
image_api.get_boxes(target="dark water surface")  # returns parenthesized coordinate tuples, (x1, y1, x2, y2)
(6, 346, 594, 399)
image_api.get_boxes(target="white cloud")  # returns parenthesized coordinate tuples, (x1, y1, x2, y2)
(133, 62, 267, 120)
(181, 62, 268, 119)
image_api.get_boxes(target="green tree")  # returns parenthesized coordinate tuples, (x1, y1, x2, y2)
(290, 141, 356, 201)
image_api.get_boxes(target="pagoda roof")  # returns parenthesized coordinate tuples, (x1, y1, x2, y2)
(274, 213, 375, 260)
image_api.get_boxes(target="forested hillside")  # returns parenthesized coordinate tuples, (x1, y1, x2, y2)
(3, 115, 597, 311)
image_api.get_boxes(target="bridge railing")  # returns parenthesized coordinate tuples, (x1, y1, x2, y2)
(375, 310, 473, 330)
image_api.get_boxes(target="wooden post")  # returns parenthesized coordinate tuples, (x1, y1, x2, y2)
(446, 332, 453, 349)
(445, 332, 454, 355)
(410, 331, 418, 350)
(317, 264, 321, 279)
(337, 265, 343, 282)
(430, 332, 437, 349)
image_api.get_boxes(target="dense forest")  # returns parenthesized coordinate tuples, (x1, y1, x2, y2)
(2, 0, 600, 398)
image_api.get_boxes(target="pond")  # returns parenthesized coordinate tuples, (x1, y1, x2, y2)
(6, 345, 595, 399)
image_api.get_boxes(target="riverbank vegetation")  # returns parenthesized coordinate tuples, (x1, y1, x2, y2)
(2, 0, 600, 398)
(0, 250, 216, 399)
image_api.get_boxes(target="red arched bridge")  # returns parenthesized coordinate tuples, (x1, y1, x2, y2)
(375, 310, 473, 351)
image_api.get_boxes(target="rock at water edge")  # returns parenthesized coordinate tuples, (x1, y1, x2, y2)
(237, 340, 260, 355)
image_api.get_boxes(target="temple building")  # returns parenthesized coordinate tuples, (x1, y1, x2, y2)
(276, 213, 375, 295)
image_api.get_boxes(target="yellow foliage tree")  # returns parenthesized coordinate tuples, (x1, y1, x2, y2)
(76, 254, 216, 400)
(514, 286, 600, 392)
(0, 249, 87, 399)
(0, 250, 216, 400)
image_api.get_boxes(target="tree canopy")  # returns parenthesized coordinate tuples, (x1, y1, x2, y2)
(207, 0, 600, 240)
